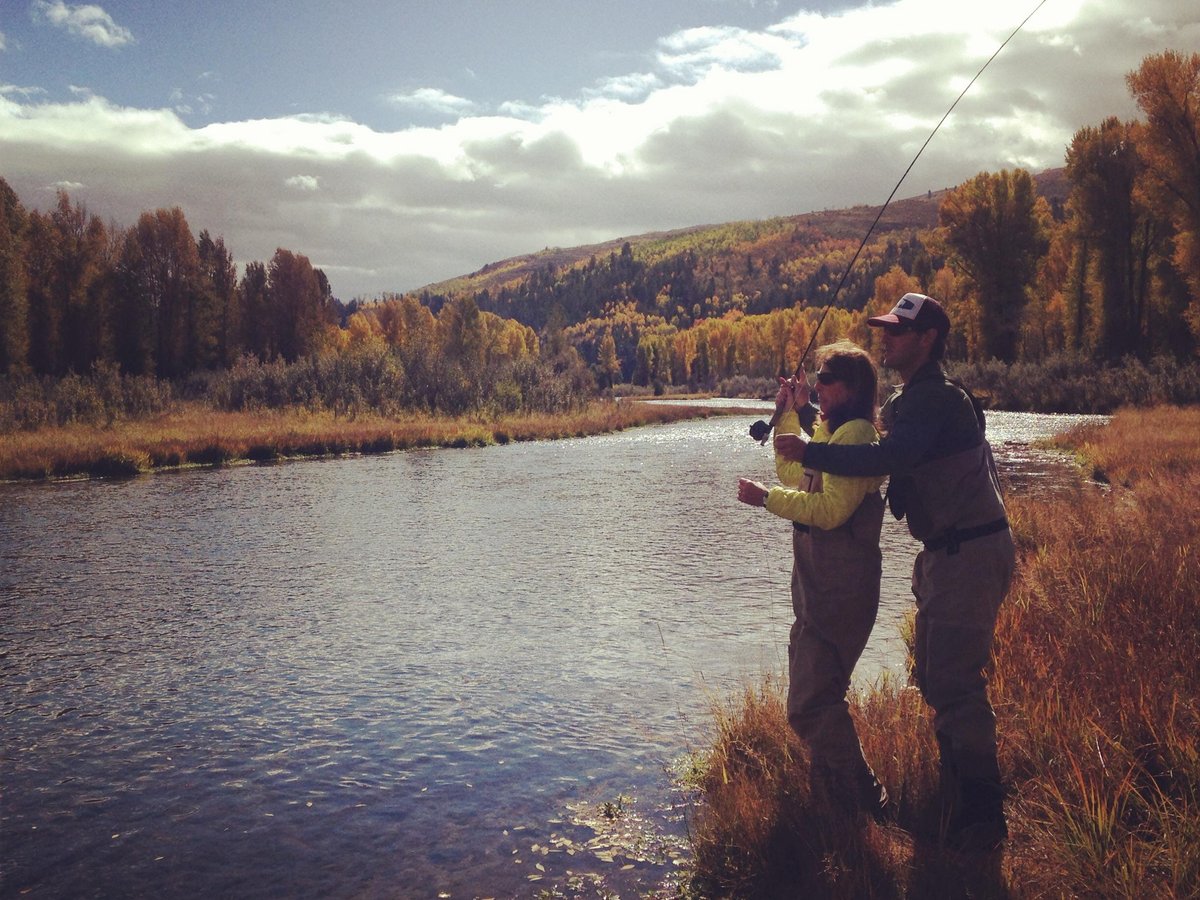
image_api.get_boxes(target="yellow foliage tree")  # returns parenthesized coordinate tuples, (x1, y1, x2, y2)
(1127, 50, 1200, 352)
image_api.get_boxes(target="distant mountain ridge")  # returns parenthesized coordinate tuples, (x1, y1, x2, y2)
(416, 167, 1068, 302)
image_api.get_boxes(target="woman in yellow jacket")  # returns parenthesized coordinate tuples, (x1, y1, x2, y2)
(737, 341, 889, 820)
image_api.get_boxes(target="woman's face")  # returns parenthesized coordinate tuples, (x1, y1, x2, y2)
(813, 365, 851, 415)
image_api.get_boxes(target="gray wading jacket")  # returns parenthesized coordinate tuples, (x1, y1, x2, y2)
(802, 362, 1007, 544)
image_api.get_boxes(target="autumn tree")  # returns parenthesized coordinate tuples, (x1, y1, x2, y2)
(530, 304, 594, 409)
(435, 294, 487, 411)
(198, 230, 240, 366)
(1022, 221, 1072, 360)
(634, 330, 671, 388)
(485, 316, 538, 369)
(921, 266, 975, 362)
(266, 248, 334, 362)
(938, 169, 1051, 362)
(24, 210, 62, 374)
(0, 178, 30, 373)
(116, 207, 204, 377)
(20, 194, 112, 375)
(238, 260, 270, 360)
(670, 327, 698, 386)
(1127, 50, 1200, 352)
(597, 328, 621, 388)
(867, 267, 920, 317)
(439, 295, 486, 372)
(700, 317, 737, 382)
(1065, 117, 1159, 360)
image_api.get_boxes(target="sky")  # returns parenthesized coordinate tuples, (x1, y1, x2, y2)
(1, 1, 1197, 301)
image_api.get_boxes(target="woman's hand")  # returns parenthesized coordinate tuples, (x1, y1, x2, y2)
(737, 477, 769, 507)
(773, 376, 797, 417)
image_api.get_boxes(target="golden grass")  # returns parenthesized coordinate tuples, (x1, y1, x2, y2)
(994, 460, 1200, 897)
(688, 405, 1200, 898)
(1049, 404, 1200, 486)
(0, 400, 735, 481)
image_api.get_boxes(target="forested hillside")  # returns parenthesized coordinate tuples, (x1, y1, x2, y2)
(410, 171, 1069, 385)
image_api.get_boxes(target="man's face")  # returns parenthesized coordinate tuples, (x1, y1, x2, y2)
(879, 323, 930, 373)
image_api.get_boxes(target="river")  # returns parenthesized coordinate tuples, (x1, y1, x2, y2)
(0, 407, 1104, 899)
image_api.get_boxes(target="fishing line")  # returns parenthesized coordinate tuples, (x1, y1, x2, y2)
(749, 0, 1050, 443)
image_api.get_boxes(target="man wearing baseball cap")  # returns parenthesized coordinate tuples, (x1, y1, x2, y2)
(774, 292, 1015, 853)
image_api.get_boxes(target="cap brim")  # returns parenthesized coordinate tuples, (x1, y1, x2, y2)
(867, 314, 902, 326)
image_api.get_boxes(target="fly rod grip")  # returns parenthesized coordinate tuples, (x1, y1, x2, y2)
(749, 383, 816, 444)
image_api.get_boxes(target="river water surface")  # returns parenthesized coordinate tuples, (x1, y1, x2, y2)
(1, 406, 1104, 899)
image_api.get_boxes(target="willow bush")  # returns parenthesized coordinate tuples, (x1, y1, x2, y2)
(947, 353, 1200, 413)
(0, 362, 174, 430)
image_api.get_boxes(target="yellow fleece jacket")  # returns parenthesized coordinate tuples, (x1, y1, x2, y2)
(764, 410, 884, 530)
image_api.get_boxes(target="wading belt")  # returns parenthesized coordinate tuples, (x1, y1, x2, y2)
(923, 518, 1008, 556)
(792, 522, 810, 533)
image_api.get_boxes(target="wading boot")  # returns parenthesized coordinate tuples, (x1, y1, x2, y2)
(947, 776, 1007, 853)
(811, 764, 893, 825)
(856, 770, 894, 825)
(936, 733, 1006, 852)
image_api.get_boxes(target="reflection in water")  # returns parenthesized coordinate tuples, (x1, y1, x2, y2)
(0, 409, 1103, 898)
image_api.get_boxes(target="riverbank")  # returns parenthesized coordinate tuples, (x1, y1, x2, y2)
(0, 399, 740, 482)
(686, 404, 1200, 898)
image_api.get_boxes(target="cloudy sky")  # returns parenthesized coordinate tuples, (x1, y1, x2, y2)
(1, 1, 1196, 300)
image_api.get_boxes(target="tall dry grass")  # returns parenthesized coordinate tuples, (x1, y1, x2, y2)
(1045, 404, 1200, 485)
(687, 405, 1200, 898)
(688, 676, 918, 900)
(994, 406, 1200, 897)
(0, 400, 732, 481)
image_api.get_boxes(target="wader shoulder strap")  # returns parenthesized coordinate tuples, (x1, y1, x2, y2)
(946, 376, 987, 436)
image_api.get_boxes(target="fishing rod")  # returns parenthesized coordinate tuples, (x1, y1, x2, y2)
(748, 0, 1049, 444)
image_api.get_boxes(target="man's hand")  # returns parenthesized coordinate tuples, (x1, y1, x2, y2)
(737, 477, 769, 507)
(774, 431, 809, 463)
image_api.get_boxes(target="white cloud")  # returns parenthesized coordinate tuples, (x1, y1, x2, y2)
(1, 83, 46, 99)
(583, 72, 663, 102)
(171, 88, 216, 118)
(285, 175, 321, 192)
(387, 87, 477, 118)
(1, 0, 1195, 299)
(32, 1, 134, 48)
(656, 25, 787, 81)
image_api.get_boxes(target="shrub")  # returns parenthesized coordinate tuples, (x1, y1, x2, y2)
(946, 353, 1200, 413)
(0, 363, 173, 431)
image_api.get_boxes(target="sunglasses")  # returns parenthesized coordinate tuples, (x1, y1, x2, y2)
(881, 322, 919, 337)
(814, 370, 842, 385)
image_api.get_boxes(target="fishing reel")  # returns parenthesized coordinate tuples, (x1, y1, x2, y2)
(749, 389, 818, 445)
(748, 418, 773, 444)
